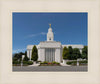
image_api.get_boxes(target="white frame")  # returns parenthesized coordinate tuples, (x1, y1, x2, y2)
(0, 0, 100, 84)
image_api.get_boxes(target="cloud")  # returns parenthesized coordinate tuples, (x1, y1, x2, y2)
(27, 34, 39, 37)
(13, 48, 26, 53)
(25, 32, 47, 38)
(40, 32, 47, 35)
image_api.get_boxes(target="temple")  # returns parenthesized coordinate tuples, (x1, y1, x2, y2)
(27, 24, 84, 63)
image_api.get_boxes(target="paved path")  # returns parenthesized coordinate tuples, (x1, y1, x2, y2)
(13, 66, 87, 72)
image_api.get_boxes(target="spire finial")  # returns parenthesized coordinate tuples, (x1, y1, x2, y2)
(49, 24, 51, 28)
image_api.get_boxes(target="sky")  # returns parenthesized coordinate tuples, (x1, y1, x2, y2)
(13, 13, 87, 54)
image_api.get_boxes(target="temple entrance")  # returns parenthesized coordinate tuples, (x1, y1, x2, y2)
(45, 48, 55, 62)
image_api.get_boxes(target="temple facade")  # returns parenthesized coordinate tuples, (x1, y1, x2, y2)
(27, 24, 84, 63)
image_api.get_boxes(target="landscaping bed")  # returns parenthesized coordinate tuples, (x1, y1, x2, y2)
(39, 61, 60, 66)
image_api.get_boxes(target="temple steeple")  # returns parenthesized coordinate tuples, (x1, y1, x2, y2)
(49, 24, 51, 28)
(47, 24, 54, 41)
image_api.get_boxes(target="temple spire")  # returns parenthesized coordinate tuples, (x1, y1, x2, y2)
(47, 24, 54, 41)
(49, 24, 51, 28)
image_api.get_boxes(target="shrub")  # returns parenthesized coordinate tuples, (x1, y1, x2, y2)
(27, 61, 33, 65)
(56, 62, 60, 65)
(23, 61, 28, 64)
(37, 60, 41, 62)
(79, 60, 87, 64)
(72, 61, 77, 65)
(52, 61, 57, 64)
(40, 61, 48, 65)
(52, 61, 60, 64)
(40, 61, 60, 66)
(66, 61, 77, 65)
(13, 61, 20, 64)
(40, 62, 43, 64)
(67, 60, 87, 66)
(66, 61, 72, 65)
(43, 61, 48, 64)
(23, 61, 33, 65)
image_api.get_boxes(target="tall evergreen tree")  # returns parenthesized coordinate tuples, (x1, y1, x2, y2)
(31, 45, 38, 61)
(62, 47, 69, 60)
(23, 51, 29, 61)
(68, 46, 73, 60)
(25, 51, 27, 56)
(82, 46, 88, 59)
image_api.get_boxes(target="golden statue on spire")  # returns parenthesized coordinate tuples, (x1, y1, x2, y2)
(49, 24, 51, 28)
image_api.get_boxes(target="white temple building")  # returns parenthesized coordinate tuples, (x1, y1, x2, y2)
(27, 24, 84, 63)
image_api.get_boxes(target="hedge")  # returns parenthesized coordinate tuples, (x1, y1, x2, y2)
(13, 61, 33, 65)
(79, 60, 87, 64)
(13, 61, 21, 64)
(66, 60, 87, 66)
(66, 61, 77, 65)
(40, 61, 60, 66)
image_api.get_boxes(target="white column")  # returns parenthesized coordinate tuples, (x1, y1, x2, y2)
(27, 50, 29, 58)
(60, 48, 63, 62)
(55, 48, 61, 63)
(39, 48, 45, 62)
(53, 49, 55, 62)
(38, 48, 41, 61)
(28, 50, 31, 61)
(30, 50, 32, 61)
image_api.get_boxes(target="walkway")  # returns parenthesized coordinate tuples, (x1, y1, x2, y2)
(13, 66, 87, 72)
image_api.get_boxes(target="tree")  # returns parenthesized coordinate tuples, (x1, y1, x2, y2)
(31, 45, 38, 61)
(18, 52, 25, 61)
(82, 46, 88, 59)
(12, 52, 25, 65)
(23, 51, 29, 61)
(25, 51, 27, 56)
(13, 52, 24, 61)
(13, 54, 18, 61)
(62, 47, 69, 60)
(72, 48, 81, 60)
(68, 46, 73, 60)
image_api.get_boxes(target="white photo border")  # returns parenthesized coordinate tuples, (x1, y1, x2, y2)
(0, 0, 100, 84)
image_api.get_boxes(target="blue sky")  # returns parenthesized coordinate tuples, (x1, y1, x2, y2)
(13, 13, 87, 54)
